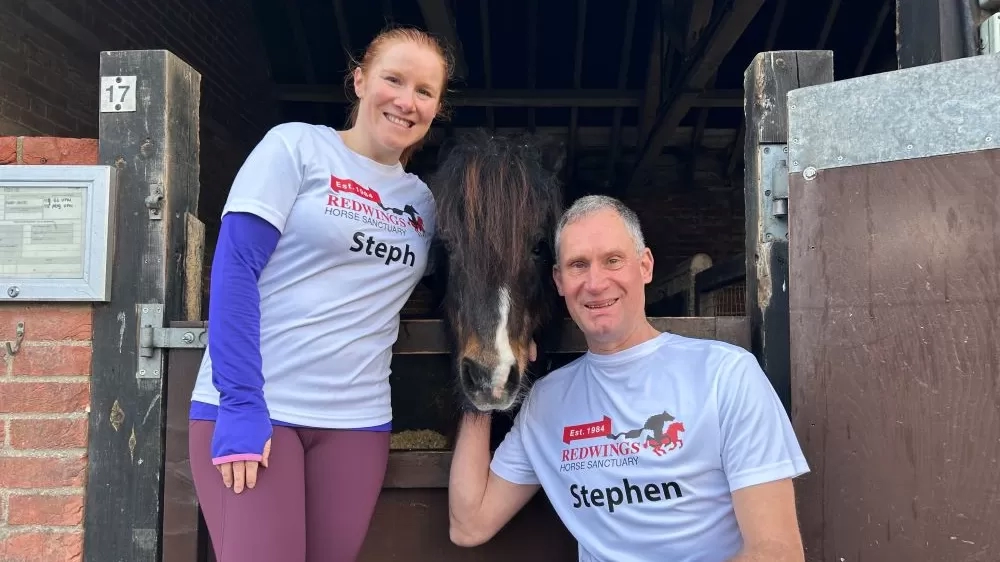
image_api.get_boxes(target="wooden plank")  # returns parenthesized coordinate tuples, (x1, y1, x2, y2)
(742, 51, 833, 415)
(183, 212, 204, 321)
(273, 85, 743, 108)
(394, 316, 750, 354)
(895, 0, 979, 69)
(626, 0, 766, 194)
(789, 148, 1000, 562)
(84, 50, 201, 562)
(358, 490, 578, 560)
(383, 450, 452, 488)
(417, 0, 469, 79)
(162, 344, 207, 562)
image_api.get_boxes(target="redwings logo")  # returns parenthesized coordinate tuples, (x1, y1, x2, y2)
(558, 411, 685, 473)
(325, 175, 426, 236)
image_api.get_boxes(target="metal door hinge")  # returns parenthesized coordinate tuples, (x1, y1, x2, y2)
(760, 144, 789, 242)
(136, 303, 206, 379)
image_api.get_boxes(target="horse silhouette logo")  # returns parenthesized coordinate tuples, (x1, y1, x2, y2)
(377, 201, 425, 235)
(607, 410, 685, 456)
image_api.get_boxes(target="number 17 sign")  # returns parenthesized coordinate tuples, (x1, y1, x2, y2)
(99, 75, 137, 113)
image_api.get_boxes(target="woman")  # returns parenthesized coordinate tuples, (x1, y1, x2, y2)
(187, 26, 453, 561)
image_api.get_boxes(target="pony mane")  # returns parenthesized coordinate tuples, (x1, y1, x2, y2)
(428, 129, 563, 281)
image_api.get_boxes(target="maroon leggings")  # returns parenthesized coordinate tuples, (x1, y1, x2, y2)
(189, 420, 390, 562)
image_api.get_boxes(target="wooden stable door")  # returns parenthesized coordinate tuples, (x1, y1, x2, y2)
(787, 54, 1000, 560)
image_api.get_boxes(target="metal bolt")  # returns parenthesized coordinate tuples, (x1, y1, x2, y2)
(764, 147, 770, 153)
(906, 144, 913, 150)
(803, 167, 817, 180)
(182, 332, 195, 344)
(987, 136, 994, 143)
(7, 286, 19, 298)
(139, 369, 146, 375)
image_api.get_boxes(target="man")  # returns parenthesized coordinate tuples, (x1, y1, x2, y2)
(447, 195, 809, 561)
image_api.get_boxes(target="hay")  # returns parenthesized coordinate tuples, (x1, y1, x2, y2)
(390, 429, 449, 450)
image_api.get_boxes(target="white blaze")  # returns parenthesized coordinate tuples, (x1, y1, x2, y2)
(491, 285, 516, 395)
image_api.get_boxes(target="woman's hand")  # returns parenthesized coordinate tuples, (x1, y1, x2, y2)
(218, 438, 272, 493)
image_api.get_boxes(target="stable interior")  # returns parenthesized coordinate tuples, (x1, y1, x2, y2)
(227, 0, 897, 450)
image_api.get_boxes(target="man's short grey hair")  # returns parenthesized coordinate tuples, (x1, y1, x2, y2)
(554, 195, 646, 258)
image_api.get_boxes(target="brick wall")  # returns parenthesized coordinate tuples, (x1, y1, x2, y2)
(0, 0, 280, 226)
(0, 137, 96, 561)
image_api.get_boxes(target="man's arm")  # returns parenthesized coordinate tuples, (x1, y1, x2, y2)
(448, 413, 540, 547)
(727, 478, 804, 561)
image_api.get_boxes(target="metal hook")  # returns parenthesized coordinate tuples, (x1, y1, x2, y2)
(5, 321, 24, 355)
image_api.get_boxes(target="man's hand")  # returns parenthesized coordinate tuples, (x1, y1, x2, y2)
(727, 478, 804, 561)
(218, 438, 272, 494)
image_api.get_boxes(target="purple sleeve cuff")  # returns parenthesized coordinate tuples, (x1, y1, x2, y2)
(208, 211, 281, 464)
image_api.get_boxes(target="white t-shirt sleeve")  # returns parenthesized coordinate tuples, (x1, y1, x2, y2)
(489, 397, 540, 486)
(717, 350, 810, 492)
(222, 124, 304, 233)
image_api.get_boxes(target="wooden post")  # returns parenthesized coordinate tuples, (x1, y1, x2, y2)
(84, 50, 201, 562)
(895, 0, 981, 69)
(742, 51, 833, 414)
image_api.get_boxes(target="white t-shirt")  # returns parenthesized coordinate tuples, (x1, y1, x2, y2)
(190, 122, 436, 428)
(490, 331, 809, 562)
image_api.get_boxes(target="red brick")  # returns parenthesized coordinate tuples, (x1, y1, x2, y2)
(0, 136, 16, 164)
(0, 455, 87, 488)
(0, 531, 83, 562)
(7, 494, 85, 526)
(0, 381, 90, 414)
(0, 304, 93, 341)
(8, 418, 88, 450)
(11, 345, 91, 376)
(19, 137, 97, 165)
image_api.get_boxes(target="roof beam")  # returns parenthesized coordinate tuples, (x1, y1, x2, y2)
(274, 85, 742, 108)
(417, 0, 468, 80)
(604, 0, 639, 187)
(479, 0, 494, 128)
(566, 0, 588, 186)
(625, 0, 766, 193)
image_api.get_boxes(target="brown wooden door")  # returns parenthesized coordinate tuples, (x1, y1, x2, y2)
(787, 53, 1000, 561)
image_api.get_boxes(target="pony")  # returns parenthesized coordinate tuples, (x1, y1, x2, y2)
(424, 129, 565, 413)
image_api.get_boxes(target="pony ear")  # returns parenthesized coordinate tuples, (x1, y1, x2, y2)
(537, 136, 567, 176)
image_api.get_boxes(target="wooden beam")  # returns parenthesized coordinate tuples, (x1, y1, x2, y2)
(285, 0, 326, 124)
(274, 85, 743, 108)
(479, 0, 494, 129)
(684, 0, 715, 52)
(816, 0, 842, 49)
(393, 316, 749, 355)
(605, 0, 639, 188)
(727, 0, 788, 177)
(417, 0, 469, 79)
(855, 0, 892, 75)
(527, 0, 538, 131)
(332, 0, 353, 61)
(418, 124, 740, 150)
(742, 50, 833, 413)
(567, 0, 588, 187)
(638, 5, 663, 143)
(626, 0, 766, 194)
(84, 49, 202, 562)
(895, 0, 977, 68)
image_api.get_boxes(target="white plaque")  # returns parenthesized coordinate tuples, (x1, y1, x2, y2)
(0, 165, 116, 301)
(99, 75, 137, 113)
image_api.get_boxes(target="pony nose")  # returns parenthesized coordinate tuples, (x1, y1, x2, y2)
(461, 358, 491, 389)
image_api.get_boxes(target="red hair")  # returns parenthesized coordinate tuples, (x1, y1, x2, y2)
(344, 26, 454, 166)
